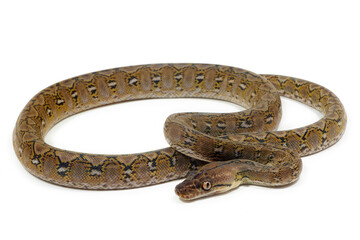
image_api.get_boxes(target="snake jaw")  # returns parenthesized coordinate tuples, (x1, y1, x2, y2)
(175, 165, 230, 200)
(175, 160, 252, 200)
(175, 178, 219, 200)
(175, 177, 233, 200)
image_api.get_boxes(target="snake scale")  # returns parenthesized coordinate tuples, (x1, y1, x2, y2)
(13, 64, 346, 200)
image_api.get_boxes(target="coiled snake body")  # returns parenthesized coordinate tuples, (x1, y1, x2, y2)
(13, 64, 346, 200)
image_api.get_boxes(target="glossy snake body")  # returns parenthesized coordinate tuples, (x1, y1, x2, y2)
(13, 64, 346, 200)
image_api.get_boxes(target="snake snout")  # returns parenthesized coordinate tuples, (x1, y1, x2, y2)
(175, 180, 201, 200)
(174, 186, 187, 200)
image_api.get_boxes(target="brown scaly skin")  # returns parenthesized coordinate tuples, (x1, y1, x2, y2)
(13, 64, 346, 200)
(172, 75, 346, 200)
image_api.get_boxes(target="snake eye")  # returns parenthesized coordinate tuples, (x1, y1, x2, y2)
(202, 181, 212, 191)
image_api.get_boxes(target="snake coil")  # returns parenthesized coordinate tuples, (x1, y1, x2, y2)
(13, 64, 346, 200)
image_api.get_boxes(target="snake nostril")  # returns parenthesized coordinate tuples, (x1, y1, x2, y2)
(175, 186, 182, 197)
(175, 185, 190, 200)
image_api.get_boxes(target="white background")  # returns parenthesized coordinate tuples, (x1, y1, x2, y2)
(1, 1, 359, 239)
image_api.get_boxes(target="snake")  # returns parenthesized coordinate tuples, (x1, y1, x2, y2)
(13, 64, 346, 200)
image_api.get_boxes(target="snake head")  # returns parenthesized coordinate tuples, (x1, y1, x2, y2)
(175, 161, 239, 201)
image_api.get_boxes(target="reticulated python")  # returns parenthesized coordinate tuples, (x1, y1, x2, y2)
(13, 64, 346, 200)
